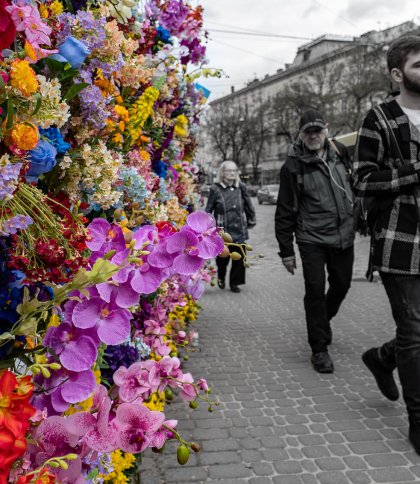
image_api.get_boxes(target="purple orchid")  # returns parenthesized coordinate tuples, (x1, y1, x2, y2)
(86, 218, 126, 255)
(96, 278, 140, 308)
(132, 225, 174, 269)
(49, 368, 97, 412)
(114, 402, 165, 453)
(165, 228, 205, 275)
(71, 293, 132, 345)
(150, 419, 177, 449)
(185, 211, 224, 259)
(43, 322, 99, 372)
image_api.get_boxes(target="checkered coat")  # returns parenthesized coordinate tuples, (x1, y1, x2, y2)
(353, 97, 420, 274)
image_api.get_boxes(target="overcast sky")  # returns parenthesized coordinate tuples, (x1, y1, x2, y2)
(195, 0, 420, 100)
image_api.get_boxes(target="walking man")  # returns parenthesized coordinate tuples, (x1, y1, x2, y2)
(354, 35, 420, 454)
(275, 110, 354, 373)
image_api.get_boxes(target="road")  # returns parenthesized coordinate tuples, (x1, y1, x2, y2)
(142, 200, 419, 484)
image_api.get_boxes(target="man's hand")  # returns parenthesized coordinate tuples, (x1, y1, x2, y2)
(282, 257, 296, 275)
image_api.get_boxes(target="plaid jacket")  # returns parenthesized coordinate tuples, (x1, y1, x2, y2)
(353, 97, 420, 274)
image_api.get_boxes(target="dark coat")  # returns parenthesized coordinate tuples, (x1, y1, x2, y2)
(205, 182, 256, 243)
(353, 97, 420, 275)
(275, 139, 354, 258)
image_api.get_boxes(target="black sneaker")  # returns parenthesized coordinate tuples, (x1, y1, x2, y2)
(311, 351, 334, 373)
(217, 279, 225, 289)
(230, 285, 241, 293)
(362, 348, 399, 401)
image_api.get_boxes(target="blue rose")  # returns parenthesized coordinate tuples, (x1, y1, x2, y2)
(26, 140, 57, 182)
(51, 36, 90, 69)
(156, 26, 172, 44)
(39, 127, 71, 155)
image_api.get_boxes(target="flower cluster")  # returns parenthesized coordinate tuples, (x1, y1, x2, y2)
(0, 0, 222, 481)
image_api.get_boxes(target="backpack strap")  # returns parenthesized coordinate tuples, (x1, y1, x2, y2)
(330, 139, 352, 173)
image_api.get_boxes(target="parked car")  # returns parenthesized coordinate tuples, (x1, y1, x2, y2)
(257, 184, 280, 205)
(245, 184, 260, 197)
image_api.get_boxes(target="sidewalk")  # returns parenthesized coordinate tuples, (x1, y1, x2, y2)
(143, 204, 417, 483)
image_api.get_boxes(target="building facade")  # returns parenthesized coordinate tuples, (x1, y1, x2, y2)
(198, 21, 420, 184)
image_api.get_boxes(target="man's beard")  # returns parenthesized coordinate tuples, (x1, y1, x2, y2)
(402, 71, 420, 95)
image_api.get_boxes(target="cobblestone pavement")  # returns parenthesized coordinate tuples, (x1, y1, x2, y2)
(143, 200, 420, 484)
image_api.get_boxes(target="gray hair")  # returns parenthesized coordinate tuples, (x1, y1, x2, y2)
(216, 160, 240, 184)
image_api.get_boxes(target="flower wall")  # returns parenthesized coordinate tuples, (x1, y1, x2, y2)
(0, 0, 224, 481)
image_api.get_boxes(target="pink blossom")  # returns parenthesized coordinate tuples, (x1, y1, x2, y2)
(166, 228, 205, 275)
(185, 211, 224, 259)
(114, 403, 165, 453)
(178, 373, 196, 401)
(113, 362, 155, 402)
(144, 319, 167, 336)
(197, 378, 209, 391)
(150, 419, 177, 449)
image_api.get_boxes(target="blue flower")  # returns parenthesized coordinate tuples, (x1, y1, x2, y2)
(39, 127, 71, 155)
(26, 140, 57, 182)
(156, 26, 172, 44)
(153, 159, 168, 178)
(52, 36, 90, 69)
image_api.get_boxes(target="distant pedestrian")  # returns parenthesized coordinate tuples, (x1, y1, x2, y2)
(354, 35, 420, 455)
(205, 161, 256, 293)
(275, 110, 354, 373)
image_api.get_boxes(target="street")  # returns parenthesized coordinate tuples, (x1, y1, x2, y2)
(143, 200, 419, 484)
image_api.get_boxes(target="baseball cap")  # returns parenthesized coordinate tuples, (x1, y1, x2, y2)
(299, 109, 327, 132)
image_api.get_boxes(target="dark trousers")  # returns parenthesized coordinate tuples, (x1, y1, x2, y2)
(379, 273, 420, 420)
(216, 245, 246, 287)
(298, 243, 354, 353)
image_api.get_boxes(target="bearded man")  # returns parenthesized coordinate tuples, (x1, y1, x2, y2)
(354, 35, 420, 455)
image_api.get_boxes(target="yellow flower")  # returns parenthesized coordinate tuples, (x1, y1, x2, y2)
(39, 3, 49, 17)
(98, 450, 136, 482)
(9, 60, 39, 97)
(9, 123, 39, 150)
(174, 114, 189, 138)
(114, 105, 129, 122)
(24, 42, 38, 62)
(143, 392, 165, 411)
(50, 0, 64, 15)
(48, 314, 60, 328)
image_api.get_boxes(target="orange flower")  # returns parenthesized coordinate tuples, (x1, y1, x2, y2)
(24, 42, 38, 62)
(17, 467, 57, 483)
(9, 60, 39, 97)
(9, 123, 39, 151)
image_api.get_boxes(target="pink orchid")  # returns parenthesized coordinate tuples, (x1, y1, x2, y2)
(115, 403, 165, 453)
(144, 319, 167, 336)
(197, 378, 209, 391)
(151, 336, 171, 357)
(150, 419, 177, 449)
(96, 278, 140, 308)
(133, 225, 174, 269)
(66, 385, 120, 452)
(29, 416, 84, 482)
(113, 362, 155, 402)
(178, 373, 197, 401)
(7, 2, 53, 47)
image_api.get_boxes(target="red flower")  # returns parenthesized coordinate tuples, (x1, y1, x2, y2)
(0, 0, 16, 51)
(0, 371, 35, 480)
(17, 467, 57, 484)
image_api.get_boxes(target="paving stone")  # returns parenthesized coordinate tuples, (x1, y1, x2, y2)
(315, 471, 351, 484)
(343, 456, 368, 470)
(251, 462, 275, 476)
(208, 463, 253, 479)
(364, 452, 409, 467)
(198, 450, 241, 465)
(273, 460, 305, 474)
(301, 445, 330, 458)
(164, 466, 208, 482)
(367, 467, 417, 482)
(315, 457, 346, 471)
(345, 470, 372, 484)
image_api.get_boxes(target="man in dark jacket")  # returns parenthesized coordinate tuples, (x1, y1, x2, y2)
(354, 35, 420, 455)
(275, 110, 354, 373)
(206, 161, 256, 293)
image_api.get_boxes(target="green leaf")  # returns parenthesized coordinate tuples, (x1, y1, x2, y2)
(63, 83, 89, 101)
(44, 58, 66, 74)
(87, 469, 99, 480)
(0, 332, 15, 341)
(152, 75, 167, 91)
(6, 96, 14, 129)
(31, 92, 42, 116)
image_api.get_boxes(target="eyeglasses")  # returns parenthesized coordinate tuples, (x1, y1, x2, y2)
(224, 169, 238, 173)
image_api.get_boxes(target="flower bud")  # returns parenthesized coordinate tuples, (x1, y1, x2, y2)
(245, 244, 253, 251)
(49, 363, 62, 370)
(183, 355, 189, 361)
(219, 246, 230, 259)
(189, 401, 198, 409)
(208, 406, 213, 412)
(165, 388, 174, 402)
(41, 367, 51, 378)
(124, 231, 133, 243)
(49, 462, 60, 468)
(221, 232, 233, 243)
(135, 216, 144, 225)
(177, 445, 190, 465)
(190, 442, 201, 453)
(114, 208, 123, 219)
(59, 461, 69, 470)
(31, 366, 41, 374)
(230, 251, 242, 261)
(104, 249, 116, 260)
(244, 262, 250, 268)
(65, 454, 78, 461)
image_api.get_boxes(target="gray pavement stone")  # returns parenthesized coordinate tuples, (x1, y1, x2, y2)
(145, 205, 420, 483)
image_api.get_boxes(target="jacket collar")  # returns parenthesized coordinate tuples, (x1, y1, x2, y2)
(384, 97, 420, 145)
(220, 181, 239, 188)
(291, 139, 335, 164)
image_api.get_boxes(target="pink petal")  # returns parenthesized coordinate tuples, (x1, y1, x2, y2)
(131, 267, 164, 294)
(86, 219, 110, 250)
(197, 235, 224, 259)
(166, 230, 198, 254)
(65, 412, 96, 437)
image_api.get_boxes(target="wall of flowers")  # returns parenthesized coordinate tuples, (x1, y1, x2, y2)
(0, 0, 224, 481)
